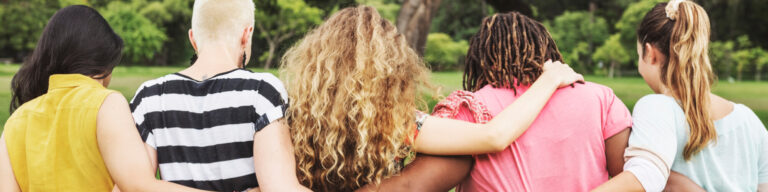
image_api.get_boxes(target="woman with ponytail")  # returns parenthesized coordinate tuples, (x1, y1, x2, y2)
(0, 6, 206, 191)
(593, 0, 768, 191)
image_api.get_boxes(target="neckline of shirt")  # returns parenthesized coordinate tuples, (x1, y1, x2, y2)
(173, 68, 245, 83)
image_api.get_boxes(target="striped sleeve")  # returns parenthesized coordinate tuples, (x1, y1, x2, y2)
(129, 81, 156, 147)
(252, 73, 288, 132)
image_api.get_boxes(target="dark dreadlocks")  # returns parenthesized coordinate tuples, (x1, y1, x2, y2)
(463, 12, 563, 94)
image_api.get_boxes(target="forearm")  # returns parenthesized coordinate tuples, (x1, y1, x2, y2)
(759, 183, 768, 192)
(591, 171, 644, 192)
(357, 154, 473, 192)
(483, 75, 559, 149)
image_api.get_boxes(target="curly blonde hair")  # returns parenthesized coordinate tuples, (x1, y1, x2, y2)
(279, 5, 431, 191)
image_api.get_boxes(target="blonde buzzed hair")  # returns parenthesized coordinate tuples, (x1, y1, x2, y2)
(191, 0, 255, 49)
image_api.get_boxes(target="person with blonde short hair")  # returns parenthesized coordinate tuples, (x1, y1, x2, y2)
(128, 0, 308, 191)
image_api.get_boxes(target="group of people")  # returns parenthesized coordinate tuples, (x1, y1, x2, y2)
(0, 0, 765, 191)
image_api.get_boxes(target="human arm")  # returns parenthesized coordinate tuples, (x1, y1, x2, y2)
(592, 171, 644, 192)
(356, 154, 473, 192)
(97, 93, 209, 192)
(603, 89, 633, 177)
(252, 120, 311, 192)
(0, 135, 21, 192)
(663, 171, 705, 192)
(605, 128, 630, 177)
(414, 60, 584, 155)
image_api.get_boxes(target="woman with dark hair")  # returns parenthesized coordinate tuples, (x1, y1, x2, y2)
(0, 5, 206, 191)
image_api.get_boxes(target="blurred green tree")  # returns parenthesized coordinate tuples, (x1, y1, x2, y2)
(255, 0, 323, 69)
(593, 34, 630, 78)
(424, 33, 468, 71)
(709, 41, 736, 79)
(429, 0, 493, 42)
(0, 0, 59, 60)
(547, 11, 609, 73)
(614, 0, 665, 67)
(101, 1, 168, 64)
(755, 48, 768, 82)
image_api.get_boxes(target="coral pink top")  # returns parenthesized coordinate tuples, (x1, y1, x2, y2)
(442, 83, 631, 192)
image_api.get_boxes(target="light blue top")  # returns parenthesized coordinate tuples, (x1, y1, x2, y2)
(628, 94, 768, 191)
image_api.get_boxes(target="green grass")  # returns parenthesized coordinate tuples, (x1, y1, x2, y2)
(0, 65, 766, 133)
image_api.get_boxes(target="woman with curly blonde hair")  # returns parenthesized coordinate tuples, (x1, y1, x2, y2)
(281, 6, 583, 191)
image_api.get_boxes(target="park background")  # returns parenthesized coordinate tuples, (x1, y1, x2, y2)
(0, 0, 766, 132)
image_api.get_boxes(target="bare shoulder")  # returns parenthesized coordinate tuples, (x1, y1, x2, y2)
(709, 94, 735, 121)
(98, 92, 131, 120)
(101, 93, 129, 110)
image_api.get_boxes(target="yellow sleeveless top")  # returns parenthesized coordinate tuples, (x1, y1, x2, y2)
(3, 74, 116, 191)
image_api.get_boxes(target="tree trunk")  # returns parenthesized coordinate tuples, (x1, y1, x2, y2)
(737, 69, 743, 81)
(264, 41, 277, 70)
(756, 67, 762, 82)
(587, 1, 596, 72)
(608, 61, 615, 79)
(396, 0, 442, 55)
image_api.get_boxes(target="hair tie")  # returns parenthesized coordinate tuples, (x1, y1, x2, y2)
(666, 0, 685, 20)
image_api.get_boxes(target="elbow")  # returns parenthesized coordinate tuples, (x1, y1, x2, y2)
(486, 130, 510, 153)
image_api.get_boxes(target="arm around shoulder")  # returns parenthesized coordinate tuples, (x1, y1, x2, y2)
(414, 61, 584, 155)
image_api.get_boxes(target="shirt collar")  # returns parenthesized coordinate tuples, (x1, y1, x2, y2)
(49, 74, 105, 90)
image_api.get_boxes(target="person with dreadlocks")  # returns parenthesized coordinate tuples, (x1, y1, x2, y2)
(360, 12, 634, 192)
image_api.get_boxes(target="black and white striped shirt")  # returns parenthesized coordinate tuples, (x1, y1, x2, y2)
(129, 69, 287, 191)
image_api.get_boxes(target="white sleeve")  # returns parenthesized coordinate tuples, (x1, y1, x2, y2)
(623, 95, 680, 192)
(625, 158, 667, 192)
(758, 122, 768, 184)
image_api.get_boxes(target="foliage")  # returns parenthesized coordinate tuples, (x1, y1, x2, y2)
(614, 0, 665, 64)
(101, 1, 168, 64)
(0, 0, 59, 58)
(593, 34, 630, 78)
(547, 11, 609, 73)
(424, 33, 468, 71)
(709, 41, 736, 78)
(429, 0, 493, 41)
(255, 0, 324, 69)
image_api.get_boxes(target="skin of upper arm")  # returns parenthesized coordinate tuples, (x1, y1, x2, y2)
(145, 144, 158, 174)
(97, 93, 206, 192)
(0, 135, 21, 192)
(356, 154, 473, 191)
(759, 183, 768, 192)
(605, 128, 630, 177)
(252, 120, 310, 192)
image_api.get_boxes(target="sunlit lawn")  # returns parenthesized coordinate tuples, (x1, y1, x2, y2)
(0, 65, 766, 133)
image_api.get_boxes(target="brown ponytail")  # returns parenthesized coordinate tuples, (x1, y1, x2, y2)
(638, 1, 715, 160)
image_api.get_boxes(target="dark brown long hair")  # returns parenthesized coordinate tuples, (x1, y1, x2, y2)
(10, 5, 123, 112)
(463, 12, 562, 94)
(637, 1, 715, 160)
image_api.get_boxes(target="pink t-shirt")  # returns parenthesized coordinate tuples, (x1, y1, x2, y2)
(456, 82, 632, 192)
